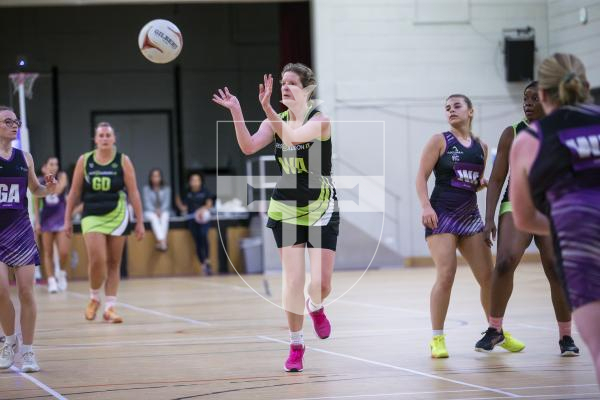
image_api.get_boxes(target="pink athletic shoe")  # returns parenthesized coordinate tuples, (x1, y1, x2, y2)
(284, 344, 305, 372)
(306, 298, 331, 339)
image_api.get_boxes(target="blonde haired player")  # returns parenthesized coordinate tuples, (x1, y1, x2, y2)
(65, 122, 144, 323)
(510, 53, 600, 383)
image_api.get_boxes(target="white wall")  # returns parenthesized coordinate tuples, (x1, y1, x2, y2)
(548, 0, 600, 85)
(312, 0, 550, 258)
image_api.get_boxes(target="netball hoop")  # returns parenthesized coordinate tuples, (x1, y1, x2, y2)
(8, 72, 39, 152)
(8, 73, 42, 279)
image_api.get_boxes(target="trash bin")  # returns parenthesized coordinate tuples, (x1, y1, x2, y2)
(240, 237, 263, 274)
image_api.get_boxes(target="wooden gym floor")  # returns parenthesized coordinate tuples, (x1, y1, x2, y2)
(1, 264, 598, 400)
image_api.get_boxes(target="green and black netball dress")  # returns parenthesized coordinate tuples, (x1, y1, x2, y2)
(499, 119, 530, 216)
(81, 150, 130, 235)
(266, 108, 339, 250)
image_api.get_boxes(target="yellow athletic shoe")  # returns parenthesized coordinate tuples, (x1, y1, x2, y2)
(500, 331, 525, 352)
(103, 307, 123, 324)
(430, 335, 449, 358)
(85, 299, 100, 321)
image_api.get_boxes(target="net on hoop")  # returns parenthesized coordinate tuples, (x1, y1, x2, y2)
(9, 73, 39, 99)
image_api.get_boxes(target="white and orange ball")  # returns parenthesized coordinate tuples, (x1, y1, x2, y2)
(138, 19, 183, 64)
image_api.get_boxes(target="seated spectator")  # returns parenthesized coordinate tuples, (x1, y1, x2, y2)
(143, 168, 171, 251)
(176, 172, 213, 275)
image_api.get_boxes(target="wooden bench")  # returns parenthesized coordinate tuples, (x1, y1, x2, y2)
(61, 225, 249, 279)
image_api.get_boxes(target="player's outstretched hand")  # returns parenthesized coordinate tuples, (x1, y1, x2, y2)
(259, 74, 274, 113)
(212, 87, 240, 111)
(44, 174, 58, 194)
(135, 221, 145, 241)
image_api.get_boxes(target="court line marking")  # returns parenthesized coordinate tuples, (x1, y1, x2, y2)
(283, 389, 482, 400)
(34, 328, 440, 350)
(192, 278, 572, 335)
(283, 392, 600, 400)
(34, 326, 451, 351)
(8, 366, 68, 400)
(516, 323, 580, 336)
(60, 286, 594, 399)
(35, 336, 258, 349)
(193, 280, 589, 340)
(190, 280, 471, 326)
(335, 299, 430, 316)
(197, 281, 252, 292)
(81, 279, 589, 390)
(459, 394, 599, 400)
(283, 383, 597, 400)
(66, 291, 211, 326)
(63, 287, 577, 337)
(193, 280, 470, 325)
(335, 299, 470, 327)
(503, 384, 598, 390)
(55, 286, 595, 399)
(257, 335, 521, 398)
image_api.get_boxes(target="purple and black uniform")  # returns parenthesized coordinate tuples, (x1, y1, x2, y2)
(426, 131, 485, 238)
(38, 176, 66, 232)
(526, 104, 600, 309)
(0, 148, 40, 267)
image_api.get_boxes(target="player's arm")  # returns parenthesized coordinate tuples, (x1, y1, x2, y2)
(33, 195, 40, 218)
(175, 194, 187, 214)
(212, 87, 274, 155)
(64, 156, 84, 237)
(265, 111, 330, 146)
(235, 117, 276, 155)
(25, 152, 55, 197)
(485, 127, 513, 223)
(195, 197, 214, 221)
(477, 140, 489, 191)
(33, 191, 41, 234)
(72, 203, 84, 216)
(509, 133, 550, 235)
(123, 155, 145, 240)
(416, 134, 444, 229)
(56, 171, 68, 194)
(482, 127, 513, 245)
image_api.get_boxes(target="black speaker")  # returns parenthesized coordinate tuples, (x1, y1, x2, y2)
(504, 37, 535, 82)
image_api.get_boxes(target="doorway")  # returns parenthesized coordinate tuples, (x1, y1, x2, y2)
(90, 110, 175, 198)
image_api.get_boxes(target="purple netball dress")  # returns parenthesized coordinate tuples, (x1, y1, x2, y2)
(426, 131, 485, 238)
(37, 176, 66, 232)
(0, 148, 40, 267)
(527, 104, 600, 309)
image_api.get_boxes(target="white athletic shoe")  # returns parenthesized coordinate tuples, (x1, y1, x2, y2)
(0, 343, 17, 369)
(21, 352, 40, 373)
(47, 277, 58, 294)
(57, 270, 68, 292)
